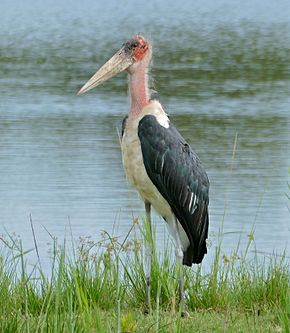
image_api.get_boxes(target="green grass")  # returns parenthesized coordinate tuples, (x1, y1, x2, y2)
(0, 219, 289, 333)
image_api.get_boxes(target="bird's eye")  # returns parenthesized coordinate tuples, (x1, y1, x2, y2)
(123, 39, 139, 55)
(131, 40, 138, 48)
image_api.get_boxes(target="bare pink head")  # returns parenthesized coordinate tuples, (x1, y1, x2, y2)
(77, 34, 151, 95)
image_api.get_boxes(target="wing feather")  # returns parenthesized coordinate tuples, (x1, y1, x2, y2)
(138, 115, 210, 266)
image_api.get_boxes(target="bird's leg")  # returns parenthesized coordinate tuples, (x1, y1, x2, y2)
(178, 264, 186, 317)
(173, 217, 186, 317)
(144, 201, 152, 314)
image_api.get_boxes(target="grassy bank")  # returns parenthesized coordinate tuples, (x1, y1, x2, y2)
(0, 221, 289, 333)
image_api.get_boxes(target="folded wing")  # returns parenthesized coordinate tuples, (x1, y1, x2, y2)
(138, 115, 210, 265)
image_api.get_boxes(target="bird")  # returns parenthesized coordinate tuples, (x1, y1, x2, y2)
(77, 34, 210, 316)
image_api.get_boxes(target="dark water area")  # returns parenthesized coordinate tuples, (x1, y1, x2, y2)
(0, 0, 289, 270)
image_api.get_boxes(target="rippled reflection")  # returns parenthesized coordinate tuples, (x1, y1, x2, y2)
(0, 0, 289, 269)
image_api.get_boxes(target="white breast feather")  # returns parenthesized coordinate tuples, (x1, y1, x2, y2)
(121, 100, 190, 251)
(122, 101, 171, 217)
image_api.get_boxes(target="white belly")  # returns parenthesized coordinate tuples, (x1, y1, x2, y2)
(121, 102, 172, 219)
(121, 101, 190, 252)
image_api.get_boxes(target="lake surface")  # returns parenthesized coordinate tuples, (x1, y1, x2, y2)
(0, 0, 289, 270)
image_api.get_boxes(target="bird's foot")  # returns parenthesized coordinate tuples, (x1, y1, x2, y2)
(181, 310, 188, 318)
(143, 306, 150, 315)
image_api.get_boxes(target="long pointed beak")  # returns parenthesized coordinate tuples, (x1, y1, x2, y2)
(77, 47, 133, 95)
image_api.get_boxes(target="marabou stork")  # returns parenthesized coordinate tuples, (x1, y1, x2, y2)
(77, 35, 210, 315)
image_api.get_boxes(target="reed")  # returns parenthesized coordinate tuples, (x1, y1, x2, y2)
(0, 219, 289, 332)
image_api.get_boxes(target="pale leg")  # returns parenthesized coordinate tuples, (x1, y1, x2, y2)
(172, 217, 186, 316)
(144, 201, 152, 314)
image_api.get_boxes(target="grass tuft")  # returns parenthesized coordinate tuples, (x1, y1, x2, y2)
(0, 219, 289, 332)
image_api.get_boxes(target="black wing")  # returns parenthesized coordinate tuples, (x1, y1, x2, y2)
(138, 115, 209, 266)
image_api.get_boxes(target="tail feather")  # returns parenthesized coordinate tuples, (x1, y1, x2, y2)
(182, 205, 209, 266)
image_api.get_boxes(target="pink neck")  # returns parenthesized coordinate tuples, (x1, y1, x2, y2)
(128, 58, 150, 117)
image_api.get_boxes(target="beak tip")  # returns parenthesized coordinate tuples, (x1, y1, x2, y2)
(77, 87, 85, 96)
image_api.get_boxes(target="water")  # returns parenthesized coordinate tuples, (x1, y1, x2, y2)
(0, 0, 289, 270)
